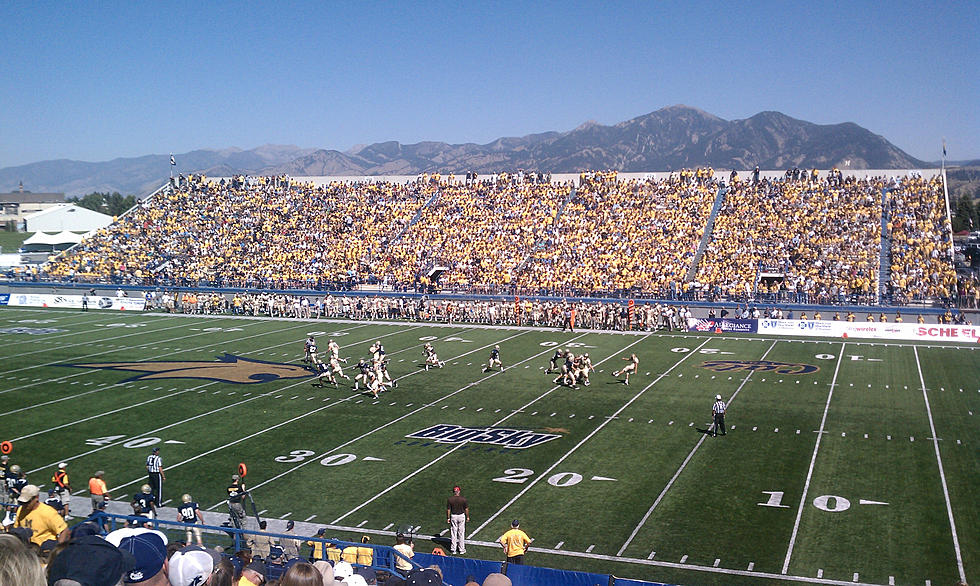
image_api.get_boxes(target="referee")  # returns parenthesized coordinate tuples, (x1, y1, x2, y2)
(711, 394, 727, 437)
(145, 447, 164, 505)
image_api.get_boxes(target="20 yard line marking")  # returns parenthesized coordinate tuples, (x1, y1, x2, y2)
(781, 344, 846, 574)
(618, 339, 779, 557)
(913, 347, 966, 583)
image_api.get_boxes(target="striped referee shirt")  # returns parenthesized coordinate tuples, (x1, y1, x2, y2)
(712, 399, 727, 414)
(146, 453, 162, 473)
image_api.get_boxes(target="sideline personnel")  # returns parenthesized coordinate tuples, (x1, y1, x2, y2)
(498, 519, 532, 565)
(145, 447, 164, 505)
(446, 485, 469, 555)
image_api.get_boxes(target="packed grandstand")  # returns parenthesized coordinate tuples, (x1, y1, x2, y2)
(38, 168, 959, 306)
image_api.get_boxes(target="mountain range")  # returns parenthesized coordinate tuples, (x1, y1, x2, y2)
(0, 105, 936, 197)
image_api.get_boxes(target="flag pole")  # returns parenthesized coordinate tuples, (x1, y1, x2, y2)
(939, 139, 956, 282)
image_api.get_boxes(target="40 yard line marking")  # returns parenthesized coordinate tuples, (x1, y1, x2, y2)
(617, 339, 779, 556)
(781, 344, 846, 574)
(470, 337, 711, 539)
(913, 347, 966, 583)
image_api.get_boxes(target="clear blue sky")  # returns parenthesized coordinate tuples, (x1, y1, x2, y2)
(1, 0, 977, 168)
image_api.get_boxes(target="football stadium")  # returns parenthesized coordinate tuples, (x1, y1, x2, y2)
(1, 168, 977, 586)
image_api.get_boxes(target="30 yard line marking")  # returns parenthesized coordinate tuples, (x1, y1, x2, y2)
(782, 344, 846, 574)
(618, 339, 779, 557)
(913, 347, 966, 583)
(473, 337, 711, 540)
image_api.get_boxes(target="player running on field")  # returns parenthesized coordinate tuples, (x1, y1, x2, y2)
(311, 363, 338, 388)
(375, 358, 397, 388)
(353, 358, 372, 390)
(612, 353, 639, 385)
(553, 352, 578, 389)
(483, 345, 503, 372)
(303, 336, 316, 363)
(575, 352, 593, 387)
(423, 343, 445, 370)
(370, 341, 386, 363)
(547, 348, 566, 373)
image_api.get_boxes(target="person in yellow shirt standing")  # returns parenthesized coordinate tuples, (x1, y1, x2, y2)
(13, 485, 69, 547)
(498, 519, 532, 565)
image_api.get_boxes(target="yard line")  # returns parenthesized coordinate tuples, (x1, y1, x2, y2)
(617, 339, 779, 556)
(26, 323, 410, 476)
(781, 344, 846, 574)
(469, 338, 711, 539)
(209, 329, 582, 511)
(98, 327, 527, 503)
(4, 318, 333, 421)
(330, 334, 647, 525)
(0, 317, 274, 399)
(913, 347, 966, 583)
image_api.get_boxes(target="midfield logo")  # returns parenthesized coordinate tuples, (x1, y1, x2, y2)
(406, 424, 561, 449)
(700, 360, 819, 375)
(62, 353, 315, 384)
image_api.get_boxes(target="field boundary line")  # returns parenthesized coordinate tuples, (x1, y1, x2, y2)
(330, 334, 650, 524)
(913, 346, 966, 583)
(617, 339, 779, 556)
(209, 330, 587, 511)
(468, 338, 711, 539)
(781, 343, 846, 574)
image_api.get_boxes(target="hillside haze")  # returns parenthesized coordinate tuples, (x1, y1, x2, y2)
(0, 106, 928, 196)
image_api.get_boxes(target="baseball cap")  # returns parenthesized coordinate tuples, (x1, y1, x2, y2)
(406, 568, 442, 585)
(346, 576, 369, 586)
(17, 484, 40, 503)
(333, 560, 354, 580)
(244, 560, 267, 579)
(108, 529, 168, 583)
(356, 567, 378, 585)
(152, 447, 160, 453)
(169, 545, 223, 586)
(511, 519, 520, 527)
(59, 462, 67, 469)
(286, 520, 295, 530)
(47, 535, 133, 586)
(716, 394, 722, 400)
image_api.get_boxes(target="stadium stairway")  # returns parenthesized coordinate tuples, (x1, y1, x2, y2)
(879, 187, 893, 303)
(389, 189, 442, 245)
(684, 184, 728, 282)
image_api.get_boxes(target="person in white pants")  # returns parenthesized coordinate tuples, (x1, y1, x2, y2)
(446, 485, 470, 555)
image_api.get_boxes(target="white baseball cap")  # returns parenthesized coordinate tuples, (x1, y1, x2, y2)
(716, 394, 723, 400)
(169, 545, 222, 586)
(58, 462, 67, 469)
(333, 561, 354, 580)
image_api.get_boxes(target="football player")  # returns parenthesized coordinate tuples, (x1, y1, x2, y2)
(613, 353, 639, 385)
(328, 353, 350, 380)
(483, 345, 503, 372)
(353, 359, 372, 390)
(548, 348, 566, 373)
(423, 343, 445, 370)
(577, 353, 593, 387)
(553, 352, 578, 388)
(303, 336, 315, 363)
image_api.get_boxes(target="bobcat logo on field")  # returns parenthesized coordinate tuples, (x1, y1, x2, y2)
(62, 353, 314, 384)
(700, 360, 819, 375)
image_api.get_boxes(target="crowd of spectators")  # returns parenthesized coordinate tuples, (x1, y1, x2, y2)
(40, 169, 958, 304)
(517, 170, 716, 295)
(696, 174, 883, 303)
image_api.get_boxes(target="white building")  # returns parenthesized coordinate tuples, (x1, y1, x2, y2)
(23, 204, 113, 233)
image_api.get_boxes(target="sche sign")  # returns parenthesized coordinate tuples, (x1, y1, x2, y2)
(406, 424, 560, 449)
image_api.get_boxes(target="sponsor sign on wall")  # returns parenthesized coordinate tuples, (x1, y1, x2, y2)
(6, 293, 146, 311)
(687, 318, 758, 333)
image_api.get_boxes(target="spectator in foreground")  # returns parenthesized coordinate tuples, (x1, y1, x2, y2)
(278, 561, 324, 586)
(13, 484, 69, 547)
(0, 533, 45, 586)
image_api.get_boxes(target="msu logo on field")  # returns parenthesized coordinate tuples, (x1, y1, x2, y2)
(700, 360, 819, 375)
(62, 353, 314, 384)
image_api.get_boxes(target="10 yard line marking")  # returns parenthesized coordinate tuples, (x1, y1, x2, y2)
(617, 339, 779, 557)
(913, 347, 966, 583)
(471, 337, 711, 539)
(781, 344, 846, 574)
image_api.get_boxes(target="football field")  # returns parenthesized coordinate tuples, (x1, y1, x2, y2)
(1, 306, 976, 586)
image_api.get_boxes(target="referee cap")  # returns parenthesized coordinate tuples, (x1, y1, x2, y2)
(152, 447, 160, 453)
(716, 394, 723, 400)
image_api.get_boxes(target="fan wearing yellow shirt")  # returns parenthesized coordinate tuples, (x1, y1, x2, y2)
(498, 519, 532, 565)
(13, 485, 69, 547)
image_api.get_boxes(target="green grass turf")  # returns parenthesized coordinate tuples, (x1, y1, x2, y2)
(0, 306, 976, 585)
(0, 231, 31, 254)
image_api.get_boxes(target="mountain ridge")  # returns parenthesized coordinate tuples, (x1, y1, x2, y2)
(0, 106, 931, 196)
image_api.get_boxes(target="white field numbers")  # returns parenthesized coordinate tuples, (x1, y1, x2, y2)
(669, 347, 732, 354)
(758, 491, 886, 512)
(274, 451, 361, 467)
(493, 468, 590, 487)
(539, 341, 594, 348)
(85, 435, 164, 448)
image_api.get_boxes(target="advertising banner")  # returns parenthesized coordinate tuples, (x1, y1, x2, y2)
(5, 293, 146, 311)
(687, 318, 758, 333)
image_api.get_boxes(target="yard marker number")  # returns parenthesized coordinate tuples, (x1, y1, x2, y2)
(759, 491, 887, 511)
(493, 468, 610, 487)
